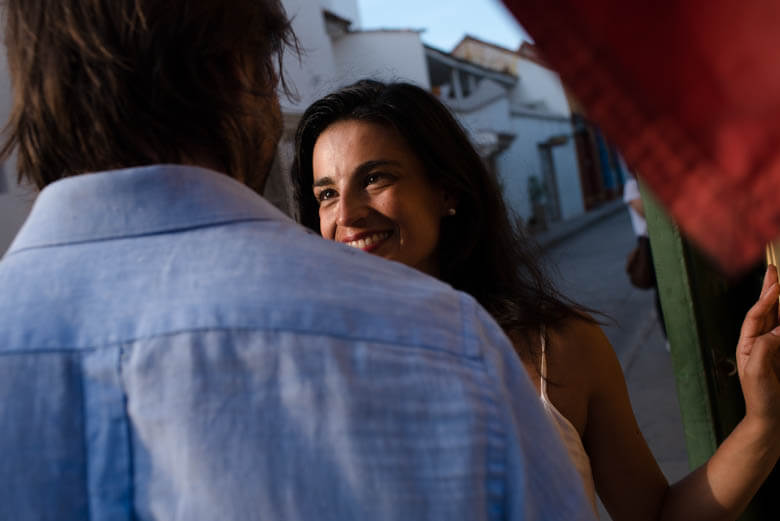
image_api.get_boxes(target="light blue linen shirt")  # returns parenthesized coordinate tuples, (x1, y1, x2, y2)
(0, 165, 594, 521)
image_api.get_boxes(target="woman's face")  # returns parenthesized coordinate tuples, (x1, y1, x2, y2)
(312, 119, 450, 277)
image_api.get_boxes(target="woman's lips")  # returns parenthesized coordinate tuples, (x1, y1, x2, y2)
(343, 231, 392, 252)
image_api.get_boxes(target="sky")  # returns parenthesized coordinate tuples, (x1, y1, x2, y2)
(356, 0, 529, 52)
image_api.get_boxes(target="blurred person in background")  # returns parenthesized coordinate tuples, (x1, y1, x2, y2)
(623, 171, 668, 343)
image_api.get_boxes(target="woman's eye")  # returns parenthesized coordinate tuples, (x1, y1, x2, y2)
(317, 189, 337, 202)
(366, 172, 393, 187)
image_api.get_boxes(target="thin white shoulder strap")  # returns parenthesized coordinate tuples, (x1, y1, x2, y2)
(540, 324, 548, 398)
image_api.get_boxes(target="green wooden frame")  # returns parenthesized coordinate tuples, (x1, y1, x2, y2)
(642, 183, 770, 519)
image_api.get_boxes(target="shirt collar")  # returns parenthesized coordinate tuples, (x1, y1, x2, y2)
(7, 164, 293, 254)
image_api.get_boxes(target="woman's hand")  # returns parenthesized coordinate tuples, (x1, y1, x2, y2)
(648, 266, 780, 521)
(737, 265, 780, 433)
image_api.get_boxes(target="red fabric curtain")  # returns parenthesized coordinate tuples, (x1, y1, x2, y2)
(503, 0, 780, 273)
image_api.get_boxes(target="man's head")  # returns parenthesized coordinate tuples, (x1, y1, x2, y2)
(1, 0, 296, 190)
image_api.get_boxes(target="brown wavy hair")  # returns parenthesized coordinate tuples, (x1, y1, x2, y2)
(290, 80, 593, 357)
(1, 0, 297, 190)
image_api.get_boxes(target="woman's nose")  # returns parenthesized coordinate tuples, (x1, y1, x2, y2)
(336, 192, 370, 227)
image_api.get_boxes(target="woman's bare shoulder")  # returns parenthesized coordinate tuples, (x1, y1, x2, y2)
(543, 314, 618, 434)
(547, 314, 617, 379)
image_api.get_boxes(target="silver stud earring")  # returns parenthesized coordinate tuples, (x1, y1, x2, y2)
(447, 208, 456, 216)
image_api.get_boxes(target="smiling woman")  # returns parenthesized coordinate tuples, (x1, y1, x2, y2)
(290, 80, 569, 327)
(290, 79, 780, 521)
(311, 119, 452, 276)
(291, 78, 603, 507)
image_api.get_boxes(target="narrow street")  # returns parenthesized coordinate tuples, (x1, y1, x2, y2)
(543, 209, 689, 517)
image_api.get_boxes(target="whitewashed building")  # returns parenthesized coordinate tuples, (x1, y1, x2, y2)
(447, 35, 586, 226)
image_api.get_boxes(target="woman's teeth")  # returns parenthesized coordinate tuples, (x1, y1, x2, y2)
(346, 232, 391, 249)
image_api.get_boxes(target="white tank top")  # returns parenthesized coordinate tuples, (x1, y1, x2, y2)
(539, 326, 599, 515)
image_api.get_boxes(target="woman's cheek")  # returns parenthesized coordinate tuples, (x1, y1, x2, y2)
(318, 210, 332, 239)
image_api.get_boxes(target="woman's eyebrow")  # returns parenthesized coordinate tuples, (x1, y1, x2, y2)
(312, 160, 401, 188)
(353, 159, 400, 176)
(313, 176, 333, 188)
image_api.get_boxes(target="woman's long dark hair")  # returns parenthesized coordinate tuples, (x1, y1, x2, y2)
(291, 79, 590, 357)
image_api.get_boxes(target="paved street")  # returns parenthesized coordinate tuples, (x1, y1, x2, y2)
(542, 209, 689, 518)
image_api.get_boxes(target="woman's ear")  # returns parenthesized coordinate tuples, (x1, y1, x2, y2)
(441, 191, 459, 217)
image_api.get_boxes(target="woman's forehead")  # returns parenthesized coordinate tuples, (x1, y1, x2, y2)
(312, 120, 418, 177)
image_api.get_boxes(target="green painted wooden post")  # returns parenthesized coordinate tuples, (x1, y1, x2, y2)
(642, 189, 718, 466)
(641, 183, 772, 519)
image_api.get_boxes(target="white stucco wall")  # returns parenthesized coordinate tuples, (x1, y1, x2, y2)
(497, 114, 583, 222)
(332, 31, 430, 89)
(280, 0, 340, 112)
(512, 59, 571, 118)
(452, 39, 572, 119)
(319, 0, 360, 27)
(452, 39, 517, 75)
(455, 95, 513, 136)
(551, 139, 585, 219)
(279, 1, 428, 107)
(442, 95, 512, 161)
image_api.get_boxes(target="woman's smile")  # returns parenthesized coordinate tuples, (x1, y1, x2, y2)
(341, 230, 393, 252)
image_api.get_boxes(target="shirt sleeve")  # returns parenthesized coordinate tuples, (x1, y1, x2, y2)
(471, 302, 596, 521)
(623, 178, 640, 203)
